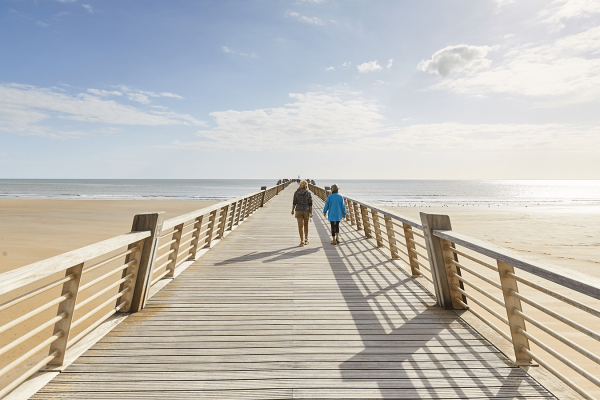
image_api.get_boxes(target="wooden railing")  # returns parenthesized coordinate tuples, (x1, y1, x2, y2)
(309, 183, 600, 400)
(0, 181, 291, 398)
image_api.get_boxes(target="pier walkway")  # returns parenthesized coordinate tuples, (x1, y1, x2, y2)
(31, 187, 554, 399)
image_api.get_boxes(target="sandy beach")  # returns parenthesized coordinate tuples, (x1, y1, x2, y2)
(0, 199, 218, 274)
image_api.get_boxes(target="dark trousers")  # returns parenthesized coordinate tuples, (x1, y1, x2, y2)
(330, 221, 340, 237)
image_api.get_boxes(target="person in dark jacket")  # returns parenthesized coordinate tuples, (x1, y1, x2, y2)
(323, 184, 346, 245)
(291, 180, 313, 246)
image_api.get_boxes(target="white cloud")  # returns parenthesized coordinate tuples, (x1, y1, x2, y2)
(325, 66, 335, 71)
(494, 0, 515, 7)
(82, 4, 93, 13)
(114, 86, 185, 102)
(357, 61, 382, 73)
(387, 59, 393, 69)
(87, 89, 122, 96)
(374, 80, 390, 85)
(163, 86, 600, 154)
(356, 123, 600, 152)
(285, 11, 324, 25)
(222, 46, 257, 58)
(540, 0, 600, 29)
(342, 62, 351, 68)
(0, 83, 203, 139)
(160, 92, 184, 99)
(35, 21, 50, 28)
(127, 93, 151, 104)
(418, 45, 492, 77)
(171, 90, 385, 151)
(430, 26, 600, 105)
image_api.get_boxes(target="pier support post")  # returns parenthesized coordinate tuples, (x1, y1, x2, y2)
(419, 213, 465, 310)
(129, 212, 165, 312)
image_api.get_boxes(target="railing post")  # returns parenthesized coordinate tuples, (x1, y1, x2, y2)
(371, 210, 384, 247)
(238, 198, 247, 223)
(245, 196, 253, 218)
(260, 186, 267, 207)
(353, 202, 362, 231)
(166, 223, 184, 278)
(227, 203, 236, 231)
(205, 210, 217, 248)
(47, 262, 84, 367)
(128, 212, 165, 312)
(360, 205, 372, 238)
(235, 199, 243, 225)
(216, 205, 229, 238)
(384, 215, 398, 259)
(346, 199, 355, 226)
(420, 213, 464, 310)
(403, 223, 421, 277)
(189, 215, 204, 259)
(118, 237, 145, 312)
(497, 260, 533, 365)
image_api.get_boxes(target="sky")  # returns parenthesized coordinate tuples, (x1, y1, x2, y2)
(1, 0, 599, 179)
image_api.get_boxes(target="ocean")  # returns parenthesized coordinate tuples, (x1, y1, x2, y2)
(1, 179, 599, 207)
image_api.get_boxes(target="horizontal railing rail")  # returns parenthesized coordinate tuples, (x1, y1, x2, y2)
(308, 182, 600, 400)
(0, 180, 291, 399)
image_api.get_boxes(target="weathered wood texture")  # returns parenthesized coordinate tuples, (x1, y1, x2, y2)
(32, 186, 556, 399)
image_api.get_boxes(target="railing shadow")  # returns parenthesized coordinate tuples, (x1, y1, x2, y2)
(212, 246, 323, 266)
(311, 206, 553, 399)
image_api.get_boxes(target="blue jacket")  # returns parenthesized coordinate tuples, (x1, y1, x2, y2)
(323, 193, 347, 222)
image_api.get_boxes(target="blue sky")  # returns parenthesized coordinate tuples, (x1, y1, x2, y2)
(1, 0, 599, 179)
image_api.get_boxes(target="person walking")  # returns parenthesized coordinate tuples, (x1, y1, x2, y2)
(323, 184, 346, 245)
(291, 180, 313, 246)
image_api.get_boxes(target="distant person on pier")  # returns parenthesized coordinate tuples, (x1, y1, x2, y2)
(292, 180, 313, 246)
(323, 184, 346, 245)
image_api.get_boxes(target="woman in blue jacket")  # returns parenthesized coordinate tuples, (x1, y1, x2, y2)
(323, 184, 346, 245)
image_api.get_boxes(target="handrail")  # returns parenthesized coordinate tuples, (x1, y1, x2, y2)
(433, 229, 600, 301)
(308, 182, 600, 399)
(0, 231, 150, 297)
(162, 190, 265, 230)
(0, 179, 291, 399)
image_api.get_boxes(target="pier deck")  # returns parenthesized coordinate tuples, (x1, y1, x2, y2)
(32, 188, 555, 399)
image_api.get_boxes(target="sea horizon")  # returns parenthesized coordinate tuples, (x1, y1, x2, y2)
(1, 179, 600, 208)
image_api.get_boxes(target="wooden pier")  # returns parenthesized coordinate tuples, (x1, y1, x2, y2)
(28, 187, 554, 399)
(3, 182, 600, 399)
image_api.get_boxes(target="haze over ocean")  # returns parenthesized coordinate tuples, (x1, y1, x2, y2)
(2, 179, 599, 207)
